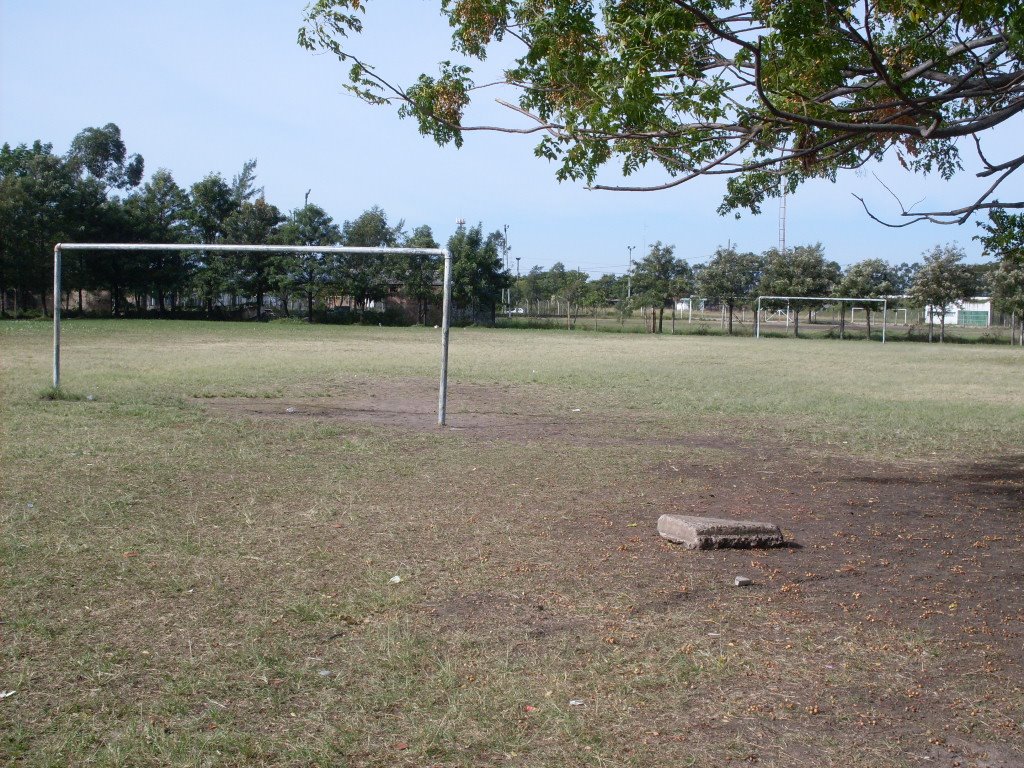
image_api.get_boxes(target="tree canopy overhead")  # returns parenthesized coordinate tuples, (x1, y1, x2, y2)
(300, 1, 1024, 224)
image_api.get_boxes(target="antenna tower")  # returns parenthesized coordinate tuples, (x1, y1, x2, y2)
(778, 184, 786, 253)
(778, 141, 788, 254)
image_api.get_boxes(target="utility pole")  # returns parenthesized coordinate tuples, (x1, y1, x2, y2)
(502, 224, 510, 311)
(515, 256, 521, 311)
(627, 245, 636, 299)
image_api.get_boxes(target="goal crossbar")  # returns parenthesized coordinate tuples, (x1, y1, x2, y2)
(755, 295, 888, 342)
(52, 242, 455, 426)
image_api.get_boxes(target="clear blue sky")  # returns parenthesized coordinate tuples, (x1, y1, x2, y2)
(2, 1, 1021, 275)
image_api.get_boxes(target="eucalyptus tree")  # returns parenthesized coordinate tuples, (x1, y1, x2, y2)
(187, 173, 240, 313)
(67, 123, 144, 193)
(224, 197, 285, 319)
(62, 125, 144, 312)
(400, 224, 441, 325)
(0, 140, 104, 315)
(185, 161, 263, 314)
(276, 203, 342, 322)
(908, 245, 976, 342)
(447, 222, 509, 325)
(301, 2, 1024, 224)
(188, 174, 237, 244)
(340, 206, 403, 311)
(0, 141, 59, 315)
(696, 247, 763, 335)
(230, 159, 261, 206)
(85, 198, 147, 316)
(123, 169, 191, 314)
(759, 244, 840, 337)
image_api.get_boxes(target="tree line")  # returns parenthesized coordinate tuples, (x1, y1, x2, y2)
(3, 124, 1023, 342)
(0, 124, 509, 324)
(515, 239, 1021, 344)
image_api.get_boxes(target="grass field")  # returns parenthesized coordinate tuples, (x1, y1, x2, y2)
(2, 320, 1023, 767)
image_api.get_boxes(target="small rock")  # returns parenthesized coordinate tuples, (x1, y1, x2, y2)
(285, 407, 298, 413)
(317, 669, 332, 677)
(569, 699, 585, 707)
(388, 575, 402, 585)
(734, 576, 753, 587)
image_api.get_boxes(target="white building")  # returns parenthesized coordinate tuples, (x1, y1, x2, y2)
(923, 297, 992, 327)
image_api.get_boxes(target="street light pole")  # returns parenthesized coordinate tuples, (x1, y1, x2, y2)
(515, 256, 521, 314)
(502, 224, 510, 312)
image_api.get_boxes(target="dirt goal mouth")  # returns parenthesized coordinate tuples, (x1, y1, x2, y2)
(195, 379, 573, 438)
(193, 378, 748, 451)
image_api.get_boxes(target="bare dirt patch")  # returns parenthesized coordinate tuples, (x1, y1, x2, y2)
(198, 376, 746, 450)
(194, 379, 1024, 765)
(199, 378, 570, 436)
(201, 384, 1024, 650)
(664, 452, 1024, 640)
(574, 452, 1024, 766)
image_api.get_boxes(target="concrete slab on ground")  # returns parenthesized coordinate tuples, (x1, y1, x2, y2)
(658, 514, 784, 550)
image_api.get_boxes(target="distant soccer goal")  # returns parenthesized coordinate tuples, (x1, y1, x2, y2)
(755, 295, 888, 342)
(51, 242, 455, 425)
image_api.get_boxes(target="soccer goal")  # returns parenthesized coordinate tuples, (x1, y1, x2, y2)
(755, 295, 888, 342)
(51, 242, 455, 425)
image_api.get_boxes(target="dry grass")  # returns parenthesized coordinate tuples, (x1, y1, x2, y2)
(2, 320, 1022, 766)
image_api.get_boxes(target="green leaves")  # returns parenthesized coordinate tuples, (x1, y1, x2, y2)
(978, 211, 1024, 316)
(908, 244, 976, 312)
(697, 247, 763, 302)
(67, 123, 144, 191)
(447, 223, 509, 322)
(398, 64, 473, 148)
(838, 258, 899, 300)
(300, 1, 1024, 222)
(631, 242, 691, 304)
(760, 244, 839, 306)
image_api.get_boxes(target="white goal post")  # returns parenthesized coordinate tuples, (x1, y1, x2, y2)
(52, 242, 455, 425)
(755, 295, 888, 342)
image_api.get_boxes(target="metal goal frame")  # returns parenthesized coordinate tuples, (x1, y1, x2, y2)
(755, 295, 888, 342)
(52, 242, 455, 425)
